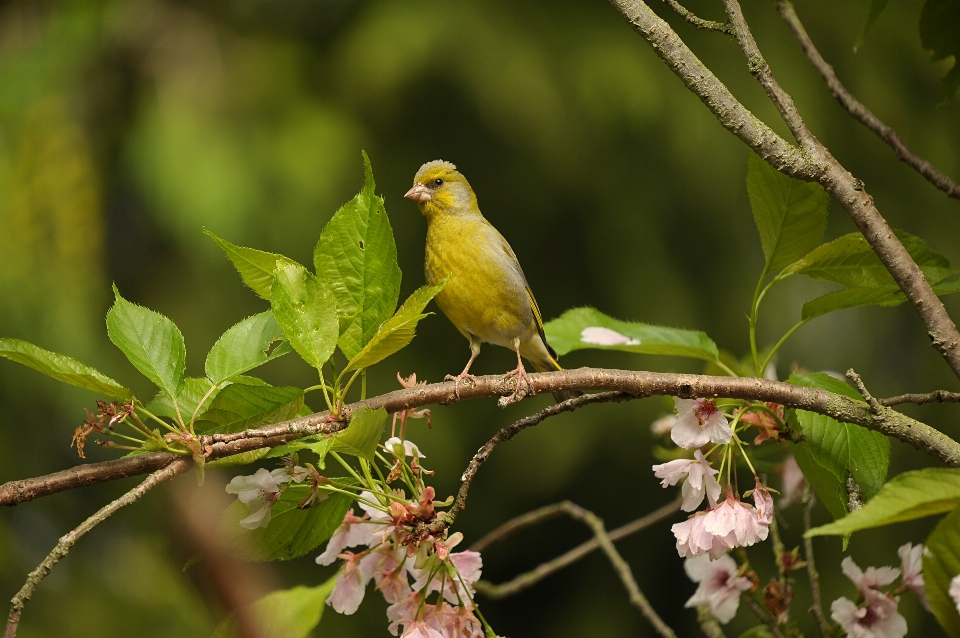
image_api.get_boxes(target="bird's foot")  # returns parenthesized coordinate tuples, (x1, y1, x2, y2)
(499, 363, 534, 407)
(444, 372, 477, 399)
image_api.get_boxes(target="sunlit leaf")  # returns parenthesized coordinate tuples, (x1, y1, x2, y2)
(195, 384, 304, 435)
(920, 0, 960, 102)
(806, 468, 960, 536)
(544, 307, 719, 361)
(106, 285, 186, 400)
(329, 407, 387, 460)
(270, 263, 339, 370)
(212, 576, 337, 638)
(747, 152, 829, 274)
(145, 377, 215, 421)
(205, 229, 298, 301)
(0, 338, 130, 399)
(924, 504, 960, 637)
(314, 151, 402, 359)
(342, 282, 444, 373)
(205, 311, 291, 384)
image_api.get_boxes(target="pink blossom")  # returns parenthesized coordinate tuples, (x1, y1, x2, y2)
(224, 467, 289, 529)
(778, 456, 805, 507)
(831, 588, 907, 638)
(671, 398, 732, 449)
(652, 450, 721, 512)
(316, 508, 383, 565)
(674, 511, 728, 560)
(841, 556, 900, 595)
(327, 552, 371, 615)
(703, 493, 769, 549)
(751, 481, 774, 526)
(683, 553, 752, 623)
(426, 603, 484, 638)
(897, 543, 929, 610)
(949, 574, 960, 612)
(385, 436, 425, 459)
(387, 591, 424, 635)
(401, 618, 445, 638)
(650, 414, 677, 436)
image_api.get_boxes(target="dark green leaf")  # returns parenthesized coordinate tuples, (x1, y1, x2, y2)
(212, 577, 337, 638)
(145, 377, 215, 421)
(314, 151, 402, 359)
(270, 263, 339, 370)
(329, 407, 387, 460)
(205, 311, 291, 384)
(544, 307, 719, 361)
(0, 338, 130, 399)
(920, 0, 960, 102)
(855, 0, 890, 51)
(747, 152, 829, 273)
(218, 487, 353, 561)
(790, 439, 848, 521)
(205, 229, 298, 301)
(801, 278, 960, 321)
(924, 504, 960, 637)
(195, 384, 304, 435)
(106, 286, 186, 399)
(807, 468, 960, 536)
(343, 282, 444, 372)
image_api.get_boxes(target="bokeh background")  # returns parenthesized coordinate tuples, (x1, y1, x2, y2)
(1, 0, 959, 635)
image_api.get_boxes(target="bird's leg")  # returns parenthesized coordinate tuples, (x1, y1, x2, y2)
(445, 341, 481, 399)
(503, 338, 533, 400)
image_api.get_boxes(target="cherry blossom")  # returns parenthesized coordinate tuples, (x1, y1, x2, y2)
(897, 543, 929, 610)
(673, 492, 769, 560)
(650, 414, 678, 436)
(841, 556, 900, 595)
(831, 588, 907, 638)
(949, 574, 960, 612)
(652, 450, 721, 512)
(385, 436, 425, 459)
(327, 552, 370, 614)
(224, 467, 291, 529)
(778, 456, 805, 507)
(671, 398, 732, 449)
(683, 553, 752, 623)
(751, 481, 774, 526)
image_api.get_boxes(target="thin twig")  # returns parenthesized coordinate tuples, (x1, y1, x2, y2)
(742, 595, 786, 638)
(880, 390, 960, 407)
(662, 0, 732, 33)
(846, 369, 883, 413)
(776, 0, 960, 201)
(473, 498, 681, 596)
(696, 605, 726, 638)
(802, 484, 831, 638)
(3, 458, 189, 638)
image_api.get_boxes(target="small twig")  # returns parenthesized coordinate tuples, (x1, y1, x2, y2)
(741, 595, 786, 638)
(776, 0, 960, 202)
(802, 484, 831, 638)
(846, 369, 882, 413)
(880, 390, 960, 407)
(4, 458, 189, 638)
(696, 605, 726, 638)
(473, 498, 681, 595)
(662, 0, 732, 34)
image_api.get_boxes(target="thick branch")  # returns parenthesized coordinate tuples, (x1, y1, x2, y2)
(608, 0, 960, 379)
(5, 368, 960, 506)
(4, 458, 189, 638)
(776, 0, 960, 202)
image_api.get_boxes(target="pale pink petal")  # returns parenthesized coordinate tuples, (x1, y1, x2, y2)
(752, 482, 775, 526)
(326, 563, 366, 615)
(898, 543, 929, 609)
(653, 458, 692, 488)
(651, 415, 678, 436)
(949, 574, 960, 613)
(779, 456, 805, 507)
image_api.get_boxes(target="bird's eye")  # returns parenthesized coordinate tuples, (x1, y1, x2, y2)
(433, 178, 444, 187)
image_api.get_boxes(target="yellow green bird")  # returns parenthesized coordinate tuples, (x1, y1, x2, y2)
(404, 160, 572, 401)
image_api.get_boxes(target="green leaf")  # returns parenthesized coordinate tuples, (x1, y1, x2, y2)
(329, 407, 387, 460)
(270, 263, 339, 370)
(206, 449, 270, 469)
(145, 377, 215, 421)
(0, 338, 130, 399)
(920, 0, 960, 103)
(343, 282, 445, 373)
(218, 487, 353, 561)
(747, 152, 829, 274)
(314, 151, 402, 360)
(801, 286, 905, 320)
(855, 0, 890, 51)
(195, 384, 304, 435)
(205, 311, 292, 384)
(807, 468, 960, 536)
(787, 372, 890, 521)
(106, 286, 186, 399)
(790, 439, 848, 521)
(212, 577, 337, 638)
(543, 307, 720, 361)
(924, 504, 960, 637)
(204, 229, 298, 301)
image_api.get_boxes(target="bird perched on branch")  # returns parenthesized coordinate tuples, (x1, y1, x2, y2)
(405, 160, 576, 403)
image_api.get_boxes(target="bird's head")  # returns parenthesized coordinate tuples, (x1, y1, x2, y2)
(404, 160, 478, 219)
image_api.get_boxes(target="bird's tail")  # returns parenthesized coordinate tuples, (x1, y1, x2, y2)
(531, 343, 583, 403)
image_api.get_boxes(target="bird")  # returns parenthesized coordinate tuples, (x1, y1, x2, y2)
(404, 160, 577, 403)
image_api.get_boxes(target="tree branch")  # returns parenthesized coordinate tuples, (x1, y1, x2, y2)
(608, 0, 960, 380)
(473, 498, 680, 596)
(802, 484, 831, 638)
(742, 594, 786, 638)
(5, 368, 960, 506)
(662, 0, 732, 34)
(880, 390, 960, 407)
(696, 605, 726, 638)
(3, 458, 189, 638)
(775, 0, 960, 202)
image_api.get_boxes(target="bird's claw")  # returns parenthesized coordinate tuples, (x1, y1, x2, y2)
(501, 364, 534, 405)
(444, 373, 476, 399)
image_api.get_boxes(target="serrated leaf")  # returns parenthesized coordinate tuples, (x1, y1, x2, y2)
(343, 282, 445, 373)
(205, 311, 292, 384)
(218, 486, 353, 561)
(106, 286, 186, 399)
(212, 577, 337, 638)
(747, 152, 829, 273)
(855, 0, 890, 51)
(314, 151, 402, 360)
(205, 229, 298, 301)
(800, 278, 960, 321)
(807, 468, 960, 536)
(790, 439, 848, 521)
(195, 384, 304, 435)
(0, 338, 130, 399)
(207, 449, 270, 469)
(787, 372, 890, 521)
(145, 377, 215, 421)
(543, 307, 719, 361)
(924, 504, 960, 637)
(920, 0, 960, 103)
(270, 263, 339, 370)
(329, 407, 387, 460)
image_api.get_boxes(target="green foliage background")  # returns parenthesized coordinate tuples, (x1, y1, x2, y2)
(0, 0, 958, 635)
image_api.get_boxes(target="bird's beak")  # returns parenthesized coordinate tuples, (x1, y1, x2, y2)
(404, 183, 432, 203)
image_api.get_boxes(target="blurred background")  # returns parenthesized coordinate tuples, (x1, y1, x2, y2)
(1, 0, 959, 635)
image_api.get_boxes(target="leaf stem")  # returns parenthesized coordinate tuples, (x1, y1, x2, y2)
(134, 403, 181, 435)
(328, 451, 367, 489)
(189, 382, 222, 433)
(713, 359, 740, 377)
(760, 318, 810, 372)
(749, 265, 773, 375)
